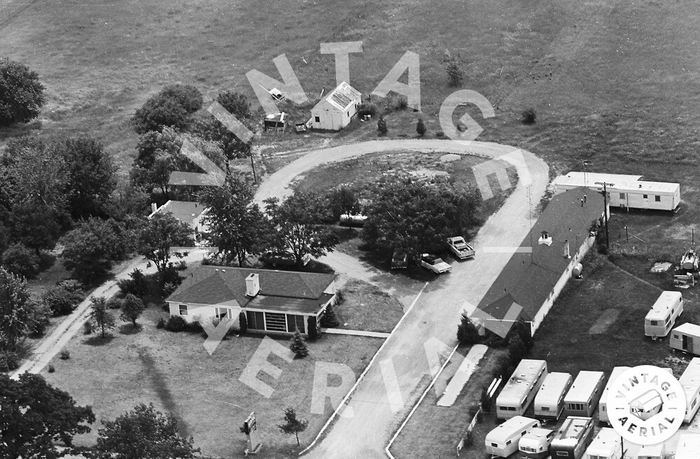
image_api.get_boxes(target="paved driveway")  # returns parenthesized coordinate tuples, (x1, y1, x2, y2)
(254, 139, 549, 458)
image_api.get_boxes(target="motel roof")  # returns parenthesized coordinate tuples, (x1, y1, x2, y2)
(167, 265, 335, 314)
(478, 187, 604, 322)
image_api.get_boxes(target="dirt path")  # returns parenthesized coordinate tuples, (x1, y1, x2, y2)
(253, 139, 549, 458)
(11, 249, 209, 379)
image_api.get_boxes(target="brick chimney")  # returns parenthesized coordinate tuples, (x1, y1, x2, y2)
(245, 273, 260, 297)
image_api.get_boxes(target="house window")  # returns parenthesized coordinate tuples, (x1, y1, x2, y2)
(264, 312, 287, 332)
(179, 304, 188, 316)
(643, 194, 648, 199)
(216, 308, 230, 320)
(655, 195, 661, 202)
(246, 311, 264, 330)
(314, 116, 320, 123)
(286, 314, 306, 333)
(619, 193, 626, 199)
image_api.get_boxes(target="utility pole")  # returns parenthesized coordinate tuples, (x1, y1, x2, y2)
(595, 181, 614, 249)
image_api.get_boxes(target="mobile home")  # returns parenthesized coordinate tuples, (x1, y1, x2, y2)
(675, 432, 700, 459)
(534, 371, 573, 420)
(679, 357, 700, 423)
(484, 415, 540, 458)
(644, 291, 683, 339)
(549, 416, 595, 459)
(634, 442, 666, 459)
(670, 322, 700, 355)
(551, 172, 681, 212)
(563, 371, 606, 417)
(599, 366, 630, 424)
(583, 428, 622, 459)
(496, 359, 548, 420)
(518, 427, 554, 459)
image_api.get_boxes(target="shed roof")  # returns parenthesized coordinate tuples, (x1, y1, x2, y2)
(317, 81, 361, 112)
(149, 200, 206, 227)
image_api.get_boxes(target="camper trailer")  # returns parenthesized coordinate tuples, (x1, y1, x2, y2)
(533, 372, 573, 420)
(563, 371, 606, 417)
(496, 359, 548, 420)
(644, 291, 683, 339)
(670, 323, 700, 355)
(549, 416, 595, 459)
(583, 428, 622, 459)
(518, 427, 554, 459)
(599, 366, 630, 424)
(679, 357, 700, 423)
(675, 432, 700, 459)
(633, 442, 666, 459)
(484, 415, 540, 458)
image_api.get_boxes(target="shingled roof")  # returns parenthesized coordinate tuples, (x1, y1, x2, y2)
(478, 187, 604, 322)
(167, 266, 336, 314)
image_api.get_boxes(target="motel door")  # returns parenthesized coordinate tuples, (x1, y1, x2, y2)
(683, 334, 692, 352)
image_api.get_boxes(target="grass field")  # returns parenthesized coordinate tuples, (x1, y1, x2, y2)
(42, 307, 384, 458)
(334, 279, 405, 333)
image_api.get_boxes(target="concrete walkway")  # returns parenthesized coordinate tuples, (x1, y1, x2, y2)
(253, 139, 549, 458)
(437, 344, 488, 407)
(323, 328, 391, 338)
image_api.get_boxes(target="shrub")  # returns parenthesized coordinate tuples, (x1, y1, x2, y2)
(507, 334, 527, 362)
(185, 320, 203, 333)
(357, 103, 377, 118)
(377, 116, 387, 136)
(416, 118, 426, 137)
(461, 430, 473, 447)
(106, 297, 123, 310)
(0, 351, 19, 371)
(156, 317, 166, 329)
(160, 84, 203, 113)
(43, 283, 85, 316)
(83, 321, 93, 335)
(320, 304, 340, 328)
(445, 58, 464, 87)
(457, 313, 481, 345)
(48, 365, 55, 373)
(59, 350, 70, 360)
(117, 268, 149, 299)
(28, 301, 51, 337)
(2, 242, 40, 278)
(289, 330, 309, 358)
(164, 315, 187, 332)
(521, 108, 536, 125)
(436, 131, 445, 138)
(216, 90, 250, 118)
(480, 387, 492, 411)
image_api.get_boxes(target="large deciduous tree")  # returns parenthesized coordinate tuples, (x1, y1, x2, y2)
(131, 85, 202, 134)
(137, 213, 192, 274)
(0, 373, 95, 458)
(95, 403, 199, 458)
(90, 297, 115, 338)
(0, 267, 34, 351)
(264, 191, 338, 268)
(120, 293, 145, 327)
(277, 407, 308, 446)
(199, 176, 269, 266)
(0, 58, 45, 126)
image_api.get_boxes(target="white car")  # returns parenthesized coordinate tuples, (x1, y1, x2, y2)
(446, 236, 475, 260)
(420, 253, 451, 274)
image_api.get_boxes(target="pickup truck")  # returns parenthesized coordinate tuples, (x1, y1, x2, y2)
(446, 236, 475, 260)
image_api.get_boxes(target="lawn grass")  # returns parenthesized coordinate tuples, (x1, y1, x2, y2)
(334, 279, 405, 333)
(41, 307, 383, 458)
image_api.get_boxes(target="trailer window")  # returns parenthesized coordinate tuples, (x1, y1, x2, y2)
(650, 320, 658, 326)
(643, 194, 648, 199)
(674, 334, 679, 339)
(541, 406, 550, 411)
(655, 195, 661, 202)
(619, 193, 625, 199)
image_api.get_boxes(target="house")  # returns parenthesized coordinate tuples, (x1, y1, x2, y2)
(309, 81, 361, 131)
(551, 171, 681, 211)
(165, 265, 337, 336)
(473, 188, 606, 336)
(149, 200, 209, 245)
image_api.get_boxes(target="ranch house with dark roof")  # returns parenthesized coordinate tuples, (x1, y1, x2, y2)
(166, 265, 337, 336)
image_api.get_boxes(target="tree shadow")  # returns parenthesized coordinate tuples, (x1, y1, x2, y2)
(119, 323, 142, 335)
(83, 334, 115, 346)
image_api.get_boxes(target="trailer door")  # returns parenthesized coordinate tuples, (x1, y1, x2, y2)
(683, 334, 692, 352)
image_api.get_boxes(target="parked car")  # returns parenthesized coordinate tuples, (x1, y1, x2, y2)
(391, 249, 408, 270)
(446, 236, 475, 260)
(419, 253, 451, 274)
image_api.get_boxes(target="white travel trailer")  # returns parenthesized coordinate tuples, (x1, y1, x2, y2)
(670, 322, 700, 355)
(583, 428, 622, 459)
(518, 427, 554, 459)
(644, 291, 683, 339)
(484, 415, 540, 458)
(551, 172, 681, 212)
(634, 442, 666, 459)
(599, 366, 630, 424)
(533, 371, 573, 420)
(563, 371, 606, 417)
(679, 357, 700, 423)
(550, 416, 595, 459)
(675, 432, 700, 459)
(496, 359, 548, 420)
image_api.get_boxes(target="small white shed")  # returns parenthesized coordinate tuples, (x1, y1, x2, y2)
(310, 81, 361, 131)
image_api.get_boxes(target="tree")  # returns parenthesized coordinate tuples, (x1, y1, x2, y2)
(90, 297, 115, 338)
(2, 242, 40, 279)
(42, 282, 84, 316)
(377, 115, 387, 136)
(217, 90, 251, 118)
(320, 304, 340, 328)
(120, 294, 145, 327)
(362, 175, 482, 258)
(457, 313, 481, 345)
(56, 136, 117, 219)
(137, 213, 192, 275)
(199, 176, 269, 266)
(507, 334, 527, 362)
(278, 407, 308, 446)
(445, 57, 464, 87)
(326, 186, 360, 221)
(264, 191, 338, 268)
(60, 218, 128, 284)
(0, 58, 45, 126)
(160, 84, 203, 113)
(0, 373, 95, 458)
(521, 108, 536, 125)
(96, 403, 199, 459)
(289, 329, 308, 358)
(132, 93, 190, 134)
(0, 267, 33, 351)
(416, 118, 426, 137)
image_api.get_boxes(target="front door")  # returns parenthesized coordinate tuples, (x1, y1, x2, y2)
(683, 334, 691, 351)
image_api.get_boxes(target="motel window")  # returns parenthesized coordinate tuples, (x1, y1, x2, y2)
(619, 193, 625, 199)
(246, 311, 264, 330)
(655, 195, 661, 202)
(315, 116, 320, 123)
(179, 304, 188, 316)
(643, 194, 648, 199)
